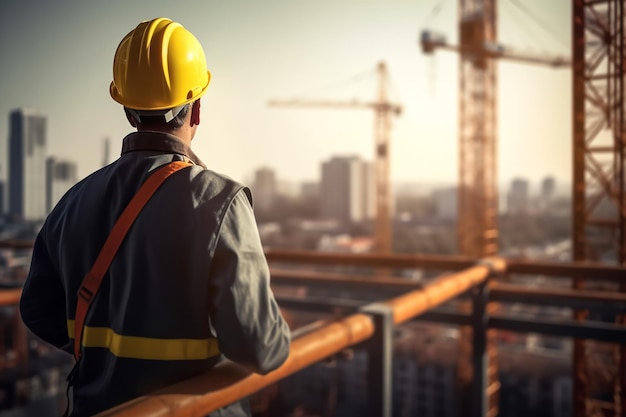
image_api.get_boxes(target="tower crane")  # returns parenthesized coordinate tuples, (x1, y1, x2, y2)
(268, 61, 402, 254)
(572, 1, 625, 416)
(420, 7, 570, 260)
(419, 1, 571, 416)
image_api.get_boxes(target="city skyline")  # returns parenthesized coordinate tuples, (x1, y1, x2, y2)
(0, 105, 568, 222)
(1, 0, 571, 188)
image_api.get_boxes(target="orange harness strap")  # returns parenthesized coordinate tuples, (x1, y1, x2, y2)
(72, 161, 192, 360)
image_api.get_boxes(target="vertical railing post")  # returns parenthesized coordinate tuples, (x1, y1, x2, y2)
(472, 270, 490, 417)
(361, 303, 394, 417)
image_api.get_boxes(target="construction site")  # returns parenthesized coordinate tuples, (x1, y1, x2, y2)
(0, 0, 625, 416)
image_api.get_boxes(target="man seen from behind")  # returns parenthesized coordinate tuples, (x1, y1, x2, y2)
(20, 17, 291, 417)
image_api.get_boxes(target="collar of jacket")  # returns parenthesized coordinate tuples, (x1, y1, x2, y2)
(121, 131, 207, 169)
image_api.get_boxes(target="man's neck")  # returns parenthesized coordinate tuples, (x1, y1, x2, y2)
(137, 126, 193, 147)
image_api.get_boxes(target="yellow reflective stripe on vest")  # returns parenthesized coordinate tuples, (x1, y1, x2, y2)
(67, 320, 220, 360)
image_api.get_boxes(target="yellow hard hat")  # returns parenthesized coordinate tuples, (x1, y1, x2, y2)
(110, 18, 211, 111)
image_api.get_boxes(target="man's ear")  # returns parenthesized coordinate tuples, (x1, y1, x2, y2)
(124, 108, 137, 128)
(190, 100, 201, 126)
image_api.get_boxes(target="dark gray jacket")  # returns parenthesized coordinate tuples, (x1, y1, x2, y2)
(20, 132, 291, 416)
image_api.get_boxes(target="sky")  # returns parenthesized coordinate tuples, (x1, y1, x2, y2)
(0, 0, 572, 194)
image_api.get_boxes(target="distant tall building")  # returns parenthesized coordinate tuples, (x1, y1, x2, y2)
(0, 160, 5, 217)
(320, 155, 374, 224)
(0, 180, 4, 218)
(433, 187, 457, 219)
(541, 176, 555, 200)
(0, 163, 5, 216)
(538, 176, 556, 212)
(506, 178, 530, 215)
(252, 167, 277, 211)
(8, 108, 47, 222)
(300, 181, 320, 200)
(46, 157, 78, 214)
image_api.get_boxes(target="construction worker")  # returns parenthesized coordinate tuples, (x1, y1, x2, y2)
(19, 17, 291, 416)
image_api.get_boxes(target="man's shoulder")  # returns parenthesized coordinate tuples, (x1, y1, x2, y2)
(188, 166, 251, 205)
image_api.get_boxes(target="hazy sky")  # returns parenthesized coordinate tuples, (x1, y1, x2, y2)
(0, 0, 571, 192)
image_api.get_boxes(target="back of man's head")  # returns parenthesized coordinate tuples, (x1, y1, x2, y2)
(109, 18, 211, 130)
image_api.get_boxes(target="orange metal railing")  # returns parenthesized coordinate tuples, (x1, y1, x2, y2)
(1, 242, 625, 417)
(0, 289, 21, 307)
(265, 248, 477, 270)
(95, 258, 500, 416)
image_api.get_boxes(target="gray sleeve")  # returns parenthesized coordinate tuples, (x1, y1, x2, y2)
(208, 189, 291, 374)
(20, 232, 70, 352)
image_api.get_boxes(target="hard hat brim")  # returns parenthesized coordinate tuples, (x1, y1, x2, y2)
(110, 70, 211, 111)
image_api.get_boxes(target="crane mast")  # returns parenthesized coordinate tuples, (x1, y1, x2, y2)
(456, 3, 500, 416)
(572, 1, 625, 416)
(374, 62, 395, 254)
(456, 1, 499, 260)
(269, 61, 402, 253)
(420, 1, 572, 415)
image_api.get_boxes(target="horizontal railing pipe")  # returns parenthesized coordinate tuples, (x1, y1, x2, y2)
(414, 311, 626, 342)
(0, 289, 21, 307)
(265, 249, 476, 270)
(506, 259, 626, 282)
(491, 282, 626, 312)
(270, 268, 423, 291)
(277, 294, 364, 314)
(0, 240, 33, 249)
(490, 317, 626, 343)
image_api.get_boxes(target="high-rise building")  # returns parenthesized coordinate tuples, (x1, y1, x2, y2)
(8, 108, 47, 222)
(0, 162, 5, 216)
(433, 187, 457, 219)
(252, 167, 277, 212)
(320, 155, 374, 224)
(538, 176, 556, 212)
(0, 180, 4, 219)
(506, 178, 530, 215)
(300, 181, 320, 200)
(540, 176, 555, 201)
(46, 157, 78, 214)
